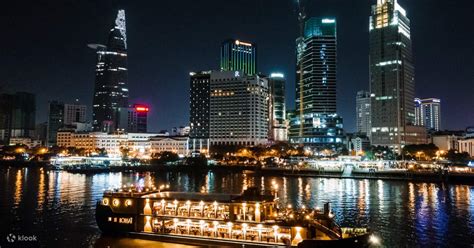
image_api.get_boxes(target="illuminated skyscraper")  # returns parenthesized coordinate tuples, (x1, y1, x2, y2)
(91, 9, 129, 132)
(220, 39, 257, 75)
(209, 71, 269, 146)
(289, 17, 344, 149)
(189, 71, 211, 153)
(189, 70, 269, 150)
(369, 0, 425, 149)
(415, 98, 441, 131)
(268, 73, 287, 142)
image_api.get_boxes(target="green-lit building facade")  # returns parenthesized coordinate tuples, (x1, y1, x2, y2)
(220, 39, 257, 76)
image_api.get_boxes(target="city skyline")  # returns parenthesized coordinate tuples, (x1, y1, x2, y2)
(1, 0, 472, 132)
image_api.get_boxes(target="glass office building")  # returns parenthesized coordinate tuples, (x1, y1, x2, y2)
(369, 0, 419, 149)
(289, 17, 344, 149)
(91, 10, 129, 132)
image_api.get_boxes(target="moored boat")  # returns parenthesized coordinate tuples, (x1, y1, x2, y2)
(96, 186, 376, 247)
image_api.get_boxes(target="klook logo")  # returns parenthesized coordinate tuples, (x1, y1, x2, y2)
(5, 233, 37, 243)
(6, 233, 16, 243)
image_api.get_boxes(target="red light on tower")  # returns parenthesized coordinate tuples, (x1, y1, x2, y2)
(135, 105, 149, 113)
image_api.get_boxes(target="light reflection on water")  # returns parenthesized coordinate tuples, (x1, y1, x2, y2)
(0, 167, 473, 247)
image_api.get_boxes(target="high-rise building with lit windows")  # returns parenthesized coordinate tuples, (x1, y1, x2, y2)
(189, 71, 211, 153)
(268, 73, 287, 142)
(189, 70, 269, 150)
(220, 39, 257, 75)
(210, 71, 269, 146)
(90, 9, 129, 132)
(415, 98, 441, 131)
(369, 0, 425, 149)
(356, 91, 371, 137)
(288, 17, 344, 149)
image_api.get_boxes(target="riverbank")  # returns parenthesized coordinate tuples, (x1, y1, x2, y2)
(2, 160, 473, 184)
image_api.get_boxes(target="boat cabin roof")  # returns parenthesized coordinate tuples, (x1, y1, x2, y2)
(140, 188, 274, 204)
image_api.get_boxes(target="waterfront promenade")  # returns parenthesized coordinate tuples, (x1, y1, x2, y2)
(3, 159, 473, 184)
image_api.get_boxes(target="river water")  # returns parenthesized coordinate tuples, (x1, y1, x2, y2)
(0, 167, 473, 247)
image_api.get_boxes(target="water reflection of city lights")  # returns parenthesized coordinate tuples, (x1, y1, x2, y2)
(14, 170, 23, 206)
(38, 169, 46, 209)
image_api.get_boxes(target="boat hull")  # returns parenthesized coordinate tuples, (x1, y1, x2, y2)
(297, 234, 372, 248)
(96, 202, 136, 234)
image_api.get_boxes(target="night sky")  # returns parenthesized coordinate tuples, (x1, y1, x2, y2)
(1, 0, 473, 132)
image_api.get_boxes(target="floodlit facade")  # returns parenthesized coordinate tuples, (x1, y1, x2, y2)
(289, 17, 344, 149)
(220, 39, 257, 75)
(150, 136, 189, 157)
(56, 131, 158, 157)
(9, 137, 42, 148)
(91, 10, 129, 133)
(369, 0, 420, 150)
(356, 91, 371, 138)
(458, 138, 474, 158)
(432, 134, 461, 151)
(414, 98, 441, 131)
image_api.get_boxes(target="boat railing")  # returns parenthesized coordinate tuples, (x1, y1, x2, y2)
(312, 220, 341, 240)
(148, 217, 292, 245)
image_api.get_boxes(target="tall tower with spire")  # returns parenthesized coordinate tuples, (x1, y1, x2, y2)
(90, 10, 129, 132)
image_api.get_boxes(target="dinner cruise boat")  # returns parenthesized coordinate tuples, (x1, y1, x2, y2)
(96, 186, 376, 247)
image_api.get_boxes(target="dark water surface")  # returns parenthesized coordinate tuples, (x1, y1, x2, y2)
(1, 167, 473, 247)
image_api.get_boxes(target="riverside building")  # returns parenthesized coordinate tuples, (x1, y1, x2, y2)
(210, 71, 269, 146)
(189, 70, 269, 150)
(56, 131, 158, 157)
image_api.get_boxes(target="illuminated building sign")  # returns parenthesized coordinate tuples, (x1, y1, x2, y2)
(108, 217, 133, 224)
(270, 73, 284, 78)
(235, 40, 252, 46)
(321, 18, 335, 24)
(135, 106, 149, 112)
